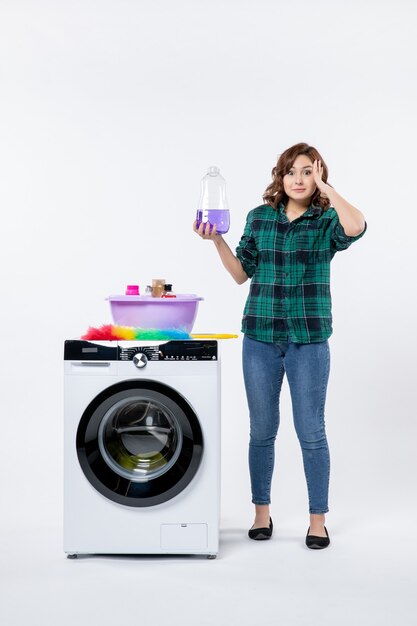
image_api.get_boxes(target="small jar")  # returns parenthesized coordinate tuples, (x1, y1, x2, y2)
(152, 278, 165, 298)
(125, 285, 139, 295)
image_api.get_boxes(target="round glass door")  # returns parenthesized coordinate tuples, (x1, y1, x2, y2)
(98, 397, 183, 482)
(76, 380, 203, 507)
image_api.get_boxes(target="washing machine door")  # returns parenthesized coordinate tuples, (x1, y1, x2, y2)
(76, 380, 203, 507)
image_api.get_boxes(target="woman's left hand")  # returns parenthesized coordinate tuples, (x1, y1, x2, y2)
(312, 159, 330, 195)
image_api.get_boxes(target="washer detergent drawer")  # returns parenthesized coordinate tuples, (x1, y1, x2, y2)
(66, 361, 117, 376)
(160, 523, 208, 550)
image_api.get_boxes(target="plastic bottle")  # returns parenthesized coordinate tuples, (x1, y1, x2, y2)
(161, 284, 176, 298)
(195, 166, 230, 235)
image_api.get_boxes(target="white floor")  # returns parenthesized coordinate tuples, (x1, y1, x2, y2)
(2, 510, 416, 626)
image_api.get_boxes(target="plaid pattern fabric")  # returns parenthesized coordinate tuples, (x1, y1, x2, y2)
(235, 201, 367, 343)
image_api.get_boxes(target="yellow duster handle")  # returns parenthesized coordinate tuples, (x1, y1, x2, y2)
(190, 333, 238, 339)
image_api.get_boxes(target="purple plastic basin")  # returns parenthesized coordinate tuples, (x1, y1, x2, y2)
(107, 294, 204, 332)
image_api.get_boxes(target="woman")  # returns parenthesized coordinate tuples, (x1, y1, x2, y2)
(193, 142, 367, 549)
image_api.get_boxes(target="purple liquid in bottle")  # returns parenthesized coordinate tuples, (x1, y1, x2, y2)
(195, 209, 230, 235)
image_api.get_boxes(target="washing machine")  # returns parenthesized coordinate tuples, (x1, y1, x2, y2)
(64, 339, 220, 558)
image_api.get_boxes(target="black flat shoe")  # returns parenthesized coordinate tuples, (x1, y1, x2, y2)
(248, 517, 273, 540)
(305, 525, 330, 549)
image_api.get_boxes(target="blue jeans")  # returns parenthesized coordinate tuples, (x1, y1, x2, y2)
(242, 335, 331, 514)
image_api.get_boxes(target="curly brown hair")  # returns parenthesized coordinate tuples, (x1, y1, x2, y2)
(263, 142, 333, 211)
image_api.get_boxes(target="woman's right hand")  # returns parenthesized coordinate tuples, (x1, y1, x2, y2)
(193, 219, 222, 241)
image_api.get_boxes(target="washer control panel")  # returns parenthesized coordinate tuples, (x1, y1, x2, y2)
(119, 341, 218, 362)
(64, 340, 218, 361)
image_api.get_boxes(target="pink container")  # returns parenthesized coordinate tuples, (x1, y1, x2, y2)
(125, 285, 140, 295)
(107, 294, 203, 332)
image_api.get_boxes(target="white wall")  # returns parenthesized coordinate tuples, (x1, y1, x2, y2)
(0, 0, 415, 529)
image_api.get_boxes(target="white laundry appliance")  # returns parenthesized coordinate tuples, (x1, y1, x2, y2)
(64, 339, 220, 558)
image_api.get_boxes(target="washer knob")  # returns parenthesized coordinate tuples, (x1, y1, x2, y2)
(133, 352, 148, 368)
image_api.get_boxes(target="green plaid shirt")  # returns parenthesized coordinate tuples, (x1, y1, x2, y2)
(235, 201, 367, 343)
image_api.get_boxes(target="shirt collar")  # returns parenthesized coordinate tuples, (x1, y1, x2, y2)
(278, 200, 323, 219)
